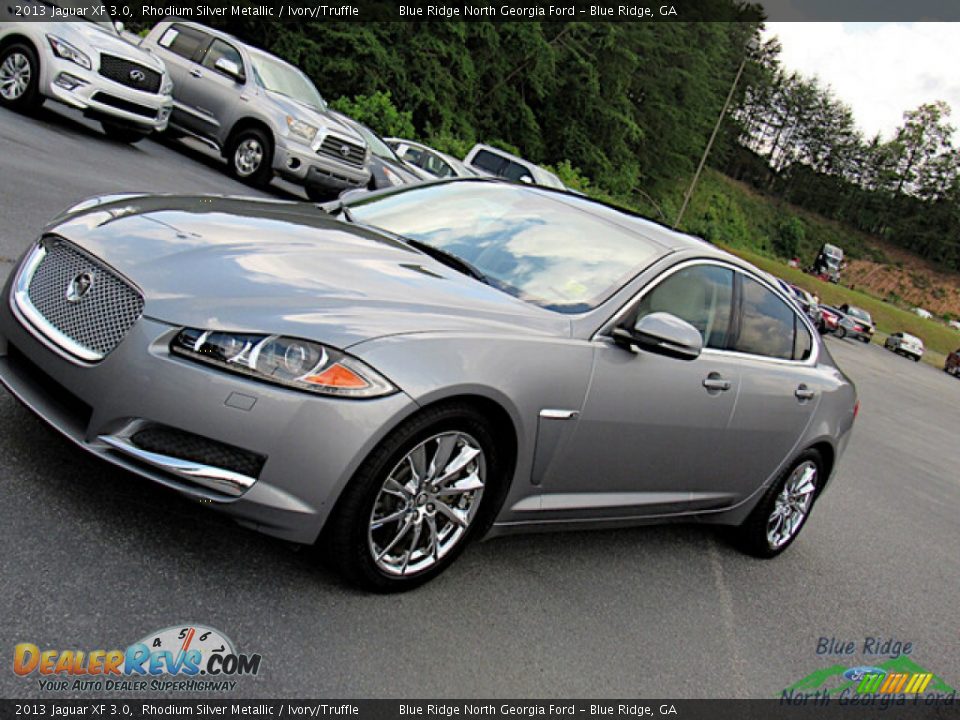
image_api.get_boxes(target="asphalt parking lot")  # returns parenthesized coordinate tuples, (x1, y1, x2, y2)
(1, 105, 958, 699)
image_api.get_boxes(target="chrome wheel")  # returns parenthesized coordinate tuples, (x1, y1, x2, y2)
(0, 52, 31, 101)
(368, 431, 486, 576)
(233, 138, 264, 177)
(766, 461, 817, 549)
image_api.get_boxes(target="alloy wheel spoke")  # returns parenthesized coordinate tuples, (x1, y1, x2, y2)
(377, 515, 415, 561)
(434, 499, 468, 528)
(401, 522, 422, 575)
(435, 445, 482, 486)
(408, 444, 427, 485)
(435, 471, 484, 496)
(428, 434, 459, 481)
(370, 507, 408, 530)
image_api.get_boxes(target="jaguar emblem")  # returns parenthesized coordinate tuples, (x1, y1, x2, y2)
(65, 272, 95, 303)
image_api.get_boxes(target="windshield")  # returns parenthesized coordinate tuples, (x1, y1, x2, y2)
(249, 53, 326, 111)
(352, 124, 397, 161)
(847, 307, 872, 323)
(348, 181, 662, 313)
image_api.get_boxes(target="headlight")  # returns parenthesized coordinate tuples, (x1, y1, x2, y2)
(286, 116, 318, 144)
(171, 329, 396, 399)
(160, 74, 173, 95)
(382, 165, 405, 187)
(47, 35, 92, 70)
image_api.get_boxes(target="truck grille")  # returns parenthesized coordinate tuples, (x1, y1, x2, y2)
(16, 240, 143, 362)
(99, 55, 162, 94)
(318, 135, 366, 167)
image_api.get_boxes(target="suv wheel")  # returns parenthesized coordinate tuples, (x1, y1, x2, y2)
(324, 402, 503, 592)
(734, 449, 822, 558)
(0, 43, 42, 111)
(101, 121, 149, 144)
(228, 128, 274, 188)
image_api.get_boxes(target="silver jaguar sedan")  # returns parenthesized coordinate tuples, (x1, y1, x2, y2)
(0, 180, 857, 591)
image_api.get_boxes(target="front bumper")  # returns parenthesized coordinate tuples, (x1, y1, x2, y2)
(42, 55, 172, 131)
(0, 280, 416, 544)
(273, 136, 370, 191)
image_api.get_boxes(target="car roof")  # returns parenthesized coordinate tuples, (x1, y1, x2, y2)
(901, 332, 923, 343)
(386, 138, 475, 175)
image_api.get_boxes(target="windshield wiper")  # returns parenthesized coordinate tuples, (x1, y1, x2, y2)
(403, 239, 488, 284)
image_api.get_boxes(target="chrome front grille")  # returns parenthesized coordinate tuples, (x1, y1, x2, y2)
(14, 240, 143, 362)
(318, 135, 367, 167)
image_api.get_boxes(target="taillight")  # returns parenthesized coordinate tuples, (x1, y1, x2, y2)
(853, 400, 860, 420)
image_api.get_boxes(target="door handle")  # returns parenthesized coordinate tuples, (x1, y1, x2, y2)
(702, 373, 731, 393)
(190, 68, 203, 78)
(795, 384, 816, 401)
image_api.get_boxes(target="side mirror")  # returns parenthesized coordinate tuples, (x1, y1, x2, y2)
(519, 175, 534, 184)
(114, 20, 125, 33)
(613, 312, 703, 360)
(214, 57, 244, 82)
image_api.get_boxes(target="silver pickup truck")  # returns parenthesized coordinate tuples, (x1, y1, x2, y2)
(142, 21, 370, 199)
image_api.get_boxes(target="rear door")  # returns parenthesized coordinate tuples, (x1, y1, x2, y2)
(152, 24, 215, 135)
(718, 272, 822, 498)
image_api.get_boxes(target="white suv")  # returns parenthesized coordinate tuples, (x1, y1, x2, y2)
(884, 332, 924, 362)
(0, 5, 172, 143)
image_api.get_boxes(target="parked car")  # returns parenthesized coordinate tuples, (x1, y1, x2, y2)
(884, 332, 924, 362)
(0, 179, 857, 591)
(945, 348, 960, 376)
(818, 306, 840, 335)
(811, 243, 844, 283)
(0, 9, 173, 142)
(387, 138, 476, 179)
(835, 304, 874, 343)
(330, 113, 427, 192)
(913, 307, 933, 319)
(948, 320, 960, 331)
(141, 21, 369, 199)
(464, 143, 566, 189)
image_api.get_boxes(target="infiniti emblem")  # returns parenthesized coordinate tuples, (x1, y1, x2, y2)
(129, 69, 146, 83)
(339, 144, 351, 158)
(66, 272, 95, 303)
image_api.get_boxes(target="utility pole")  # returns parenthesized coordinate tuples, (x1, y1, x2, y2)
(674, 38, 758, 229)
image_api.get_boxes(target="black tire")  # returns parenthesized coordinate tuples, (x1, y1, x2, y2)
(101, 121, 149, 144)
(304, 183, 334, 203)
(734, 449, 823, 559)
(0, 42, 43, 112)
(860, 336, 870, 343)
(323, 402, 505, 592)
(835, 327, 847, 339)
(913, 355, 920, 362)
(227, 127, 274, 188)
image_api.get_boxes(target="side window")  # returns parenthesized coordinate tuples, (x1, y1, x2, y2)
(632, 265, 734, 350)
(158, 24, 209, 61)
(502, 160, 533, 182)
(471, 149, 507, 175)
(734, 275, 801, 360)
(202, 39, 244, 81)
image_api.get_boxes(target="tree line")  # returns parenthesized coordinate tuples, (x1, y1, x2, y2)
(198, 12, 959, 270)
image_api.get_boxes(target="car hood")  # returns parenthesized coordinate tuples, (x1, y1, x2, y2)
(44, 195, 569, 348)
(68, 23, 166, 73)
(264, 91, 365, 146)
